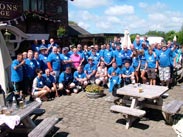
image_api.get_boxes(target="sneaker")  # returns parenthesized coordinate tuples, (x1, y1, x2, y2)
(35, 98, 42, 103)
(73, 89, 78, 93)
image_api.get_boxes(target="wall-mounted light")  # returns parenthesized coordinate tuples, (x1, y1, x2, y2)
(4, 29, 11, 41)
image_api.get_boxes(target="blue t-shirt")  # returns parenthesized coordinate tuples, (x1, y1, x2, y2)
(42, 74, 55, 87)
(121, 66, 134, 75)
(158, 48, 172, 67)
(89, 54, 100, 65)
(83, 50, 90, 61)
(77, 50, 84, 59)
(145, 53, 157, 68)
(11, 60, 23, 82)
(47, 53, 61, 71)
(139, 54, 146, 69)
(47, 43, 58, 54)
(133, 40, 142, 50)
(113, 49, 123, 67)
(73, 71, 86, 82)
(99, 49, 104, 57)
(102, 49, 114, 64)
(132, 56, 140, 69)
(60, 53, 71, 71)
(84, 63, 97, 75)
(25, 58, 37, 78)
(108, 66, 121, 76)
(39, 53, 48, 71)
(59, 72, 73, 83)
(35, 76, 46, 88)
(122, 49, 132, 64)
(34, 58, 41, 69)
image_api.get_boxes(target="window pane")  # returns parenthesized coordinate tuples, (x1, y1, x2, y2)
(31, 0, 37, 11)
(38, 0, 44, 12)
(23, 0, 30, 11)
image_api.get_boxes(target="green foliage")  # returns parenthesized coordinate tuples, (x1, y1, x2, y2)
(85, 84, 104, 93)
(69, 21, 78, 25)
(57, 26, 66, 37)
(130, 34, 138, 42)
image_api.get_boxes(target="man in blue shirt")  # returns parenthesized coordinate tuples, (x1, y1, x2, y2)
(90, 48, 100, 66)
(25, 51, 38, 95)
(73, 66, 88, 93)
(47, 47, 61, 82)
(101, 44, 114, 67)
(157, 43, 175, 88)
(108, 62, 121, 78)
(121, 61, 135, 85)
(113, 44, 123, 68)
(11, 53, 24, 97)
(43, 69, 59, 97)
(39, 45, 48, 72)
(58, 67, 75, 95)
(60, 47, 72, 71)
(122, 46, 132, 65)
(84, 57, 97, 83)
(47, 38, 58, 54)
(133, 35, 142, 50)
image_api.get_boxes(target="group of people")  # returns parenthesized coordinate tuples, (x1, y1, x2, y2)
(10, 35, 183, 101)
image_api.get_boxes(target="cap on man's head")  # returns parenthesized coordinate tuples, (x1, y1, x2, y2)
(162, 43, 167, 47)
(39, 45, 47, 50)
(69, 45, 75, 48)
(88, 57, 93, 60)
(62, 47, 68, 51)
(90, 45, 94, 48)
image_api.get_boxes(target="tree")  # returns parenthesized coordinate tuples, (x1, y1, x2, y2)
(165, 30, 176, 42)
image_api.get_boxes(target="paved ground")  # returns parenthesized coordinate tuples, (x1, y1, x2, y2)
(35, 84, 183, 137)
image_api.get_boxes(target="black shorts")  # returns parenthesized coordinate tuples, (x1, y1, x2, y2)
(12, 81, 23, 92)
(147, 68, 157, 79)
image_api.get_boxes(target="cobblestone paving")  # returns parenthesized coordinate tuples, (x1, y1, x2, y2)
(37, 85, 183, 137)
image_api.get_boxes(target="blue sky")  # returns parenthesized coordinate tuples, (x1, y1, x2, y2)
(68, 0, 183, 34)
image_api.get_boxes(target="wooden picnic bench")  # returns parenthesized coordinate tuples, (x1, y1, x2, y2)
(28, 117, 59, 137)
(162, 100, 183, 125)
(30, 108, 45, 121)
(110, 105, 146, 129)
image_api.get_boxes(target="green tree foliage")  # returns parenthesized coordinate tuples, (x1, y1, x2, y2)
(165, 30, 176, 42)
(145, 30, 165, 38)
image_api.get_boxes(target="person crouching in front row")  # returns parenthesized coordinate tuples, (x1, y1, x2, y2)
(58, 67, 75, 95)
(32, 69, 51, 101)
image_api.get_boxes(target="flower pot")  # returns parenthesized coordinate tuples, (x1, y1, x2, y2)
(86, 92, 104, 99)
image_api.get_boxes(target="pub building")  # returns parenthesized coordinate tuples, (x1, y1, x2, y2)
(0, 0, 71, 57)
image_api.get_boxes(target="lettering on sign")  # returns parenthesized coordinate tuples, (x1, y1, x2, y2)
(0, 2, 19, 18)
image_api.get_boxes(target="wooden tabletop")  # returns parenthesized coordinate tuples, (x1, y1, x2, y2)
(117, 84, 169, 99)
(12, 101, 42, 120)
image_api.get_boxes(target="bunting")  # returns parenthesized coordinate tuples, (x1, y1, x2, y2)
(1, 12, 62, 25)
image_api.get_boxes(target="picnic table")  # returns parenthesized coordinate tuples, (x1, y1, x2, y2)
(0, 101, 42, 135)
(111, 84, 169, 129)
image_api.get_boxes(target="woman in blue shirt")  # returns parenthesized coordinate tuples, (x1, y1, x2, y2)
(132, 50, 140, 83)
(32, 69, 50, 101)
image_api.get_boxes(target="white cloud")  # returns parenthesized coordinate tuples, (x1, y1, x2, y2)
(105, 5, 134, 16)
(70, 0, 109, 9)
(138, 2, 147, 8)
(78, 21, 90, 30)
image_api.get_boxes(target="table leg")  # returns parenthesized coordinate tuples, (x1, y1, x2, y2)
(22, 116, 36, 128)
(130, 98, 138, 108)
(162, 112, 173, 125)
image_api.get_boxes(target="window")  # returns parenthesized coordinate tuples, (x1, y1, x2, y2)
(23, 0, 44, 12)
(23, 0, 30, 11)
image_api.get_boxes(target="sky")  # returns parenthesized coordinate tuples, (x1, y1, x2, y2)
(68, 0, 183, 34)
